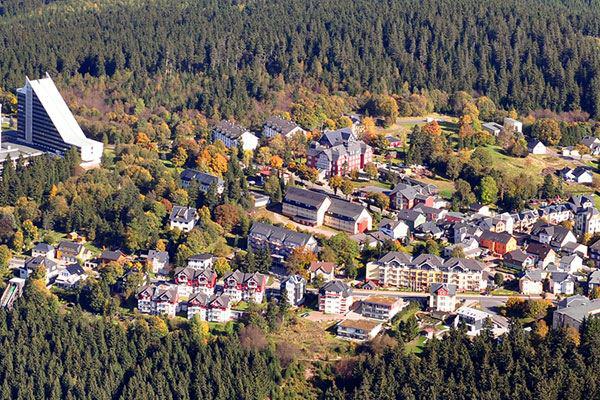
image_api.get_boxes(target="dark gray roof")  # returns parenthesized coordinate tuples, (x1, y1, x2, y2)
(326, 198, 368, 221)
(58, 241, 83, 254)
(65, 264, 85, 275)
(148, 250, 169, 263)
(264, 116, 301, 135)
(180, 169, 222, 186)
(250, 222, 315, 247)
(189, 253, 213, 261)
(396, 209, 424, 222)
(319, 280, 351, 297)
(430, 283, 457, 296)
(411, 254, 444, 269)
(523, 269, 543, 282)
(33, 243, 53, 252)
(377, 251, 412, 265)
(554, 299, 600, 323)
(100, 249, 124, 261)
(213, 120, 248, 139)
(318, 128, 355, 147)
(442, 257, 485, 272)
(170, 206, 197, 224)
(284, 187, 329, 209)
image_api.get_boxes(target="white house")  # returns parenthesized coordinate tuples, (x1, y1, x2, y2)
(212, 120, 258, 151)
(169, 206, 199, 232)
(503, 117, 523, 134)
(336, 319, 382, 341)
(549, 272, 575, 296)
(54, 264, 87, 289)
(527, 139, 547, 155)
(559, 167, 594, 184)
(519, 270, 544, 295)
(262, 116, 305, 139)
(378, 218, 409, 240)
(559, 254, 583, 274)
(429, 283, 457, 312)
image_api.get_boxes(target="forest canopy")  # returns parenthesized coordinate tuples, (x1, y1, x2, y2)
(0, 0, 599, 117)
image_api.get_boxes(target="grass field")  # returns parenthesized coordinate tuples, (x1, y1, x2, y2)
(405, 336, 427, 354)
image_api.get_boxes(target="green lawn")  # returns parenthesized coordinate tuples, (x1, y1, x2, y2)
(491, 288, 519, 296)
(405, 336, 427, 354)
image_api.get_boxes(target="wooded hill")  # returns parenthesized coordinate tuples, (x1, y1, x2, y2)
(0, 0, 599, 117)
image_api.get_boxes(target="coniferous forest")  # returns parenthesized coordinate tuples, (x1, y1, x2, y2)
(0, 0, 600, 117)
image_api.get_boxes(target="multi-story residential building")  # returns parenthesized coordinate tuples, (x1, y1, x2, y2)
(280, 274, 306, 306)
(262, 116, 305, 139)
(306, 140, 373, 178)
(174, 267, 218, 297)
(169, 205, 199, 232)
(16, 74, 104, 167)
(56, 241, 90, 264)
(503, 117, 523, 133)
(503, 249, 535, 271)
(324, 198, 372, 234)
(187, 253, 214, 270)
(180, 169, 224, 193)
(429, 283, 458, 312)
(511, 210, 540, 233)
(18, 255, 59, 284)
(223, 270, 267, 304)
(454, 307, 493, 334)
(317, 127, 357, 147)
(553, 298, 600, 330)
(559, 254, 583, 274)
(211, 120, 258, 151)
(282, 187, 371, 234)
(336, 319, 382, 341)
(282, 186, 331, 226)
(248, 222, 317, 262)
(361, 296, 405, 320)
(187, 293, 232, 322)
(365, 252, 486, 292)
(318, 280, 353, 314)
(388, 182, 435, 210)
(574, 207, 600, 236)
(137, 284, 179, 317)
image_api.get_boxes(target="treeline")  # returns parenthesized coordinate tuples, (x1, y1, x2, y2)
(0, 284, 285, 399)
(0, 0, 599, 118)
(324, 320, 600, 400)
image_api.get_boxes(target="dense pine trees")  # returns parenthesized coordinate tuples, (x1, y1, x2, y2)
(0, 0, 599, 117)
(0, 284, 283, 399)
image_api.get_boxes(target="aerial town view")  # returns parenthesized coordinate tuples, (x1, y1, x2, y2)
(0, 0, 599, 399)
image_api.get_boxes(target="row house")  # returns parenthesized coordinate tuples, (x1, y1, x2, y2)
(174, 267, 218, 297)
(211, 120, 258, 151)
(137, 284, 179, 317)
(365, 251, 487, 292)
(318, 280, 354, 314)
(475, 212, 514, 234)
(379, 218, 410, 240)
(511, 210, 539, 233)
(180, 169, 224, 194)
(187, 293, 232, 322)
(361, 296, 405, 320)
(169, 206, 199, 232)
(537, 204, 573, 224)
(503, 249, 536, 271)
(412, 204, 447, 222)
(478, 231, 518, 256)
(262, 116, 305, 139)
(223, 270, 267, 303)
(248, 222, 317, 262)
